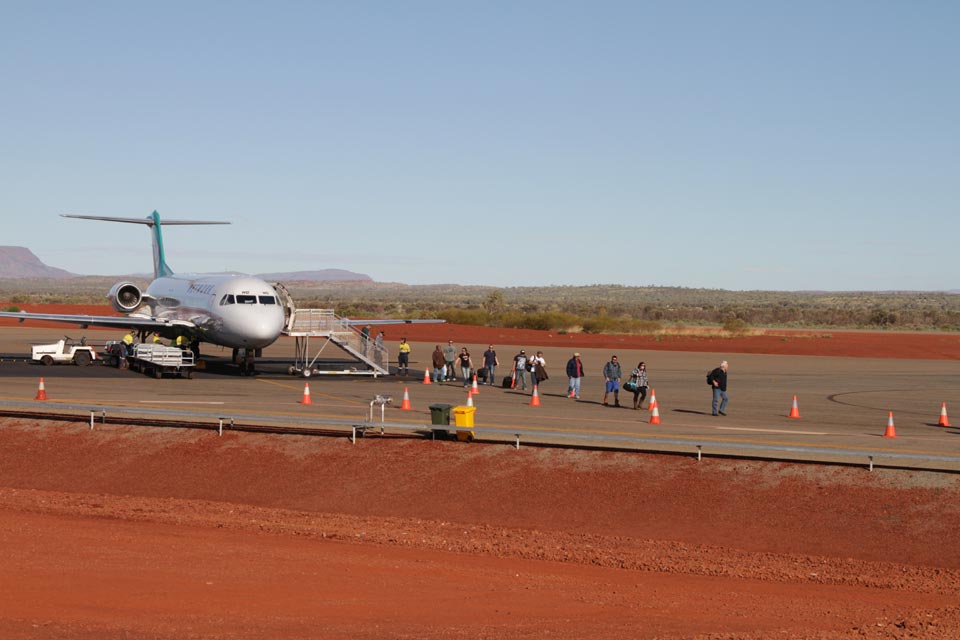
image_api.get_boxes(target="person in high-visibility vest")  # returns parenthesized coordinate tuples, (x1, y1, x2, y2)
(173, 335, 188, 349)
(398, 338, 411, 376)
(152, 333, 161, 343)
(122, 331, 135, 356)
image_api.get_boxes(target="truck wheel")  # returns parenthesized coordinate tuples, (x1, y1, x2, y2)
(185, 370, 193, 379)
(74, 351, 92, 367)
(302, 369, 311, 378)
(287, 365, 296, 376)
(154, 367, 162, 379)
(41, 355, 54, 366)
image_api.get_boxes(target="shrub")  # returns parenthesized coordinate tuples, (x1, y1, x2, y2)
(722, 318, 748, 333)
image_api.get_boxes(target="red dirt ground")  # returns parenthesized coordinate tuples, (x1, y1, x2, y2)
(2, 304, 960, 638)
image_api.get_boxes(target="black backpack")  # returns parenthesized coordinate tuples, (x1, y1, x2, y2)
(706, 370, 714, 386)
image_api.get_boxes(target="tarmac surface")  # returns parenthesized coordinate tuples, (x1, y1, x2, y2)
(2, 327, 958, 470)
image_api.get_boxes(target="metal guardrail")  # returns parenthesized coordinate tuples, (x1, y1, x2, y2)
(2, 399, 959, 472)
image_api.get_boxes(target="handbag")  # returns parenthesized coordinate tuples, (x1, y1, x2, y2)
(623, 380, 638, 392)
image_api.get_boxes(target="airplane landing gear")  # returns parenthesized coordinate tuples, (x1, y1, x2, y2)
(233, 347, 257, 376)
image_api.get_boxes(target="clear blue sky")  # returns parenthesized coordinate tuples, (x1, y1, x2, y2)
(2, 1, 957, 290)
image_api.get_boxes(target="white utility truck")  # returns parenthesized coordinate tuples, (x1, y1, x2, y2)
(31, 337, 97, 366)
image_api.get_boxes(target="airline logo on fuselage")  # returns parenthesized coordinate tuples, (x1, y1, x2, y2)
(188, 283, 216, 295)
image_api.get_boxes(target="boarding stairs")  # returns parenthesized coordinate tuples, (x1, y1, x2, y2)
(282, 309, 388, 377)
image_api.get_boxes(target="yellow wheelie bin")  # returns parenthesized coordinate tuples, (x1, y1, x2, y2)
(452, 405, 476, 441)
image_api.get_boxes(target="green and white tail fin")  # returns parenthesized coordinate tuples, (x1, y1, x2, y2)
(62, 211, 230, 279)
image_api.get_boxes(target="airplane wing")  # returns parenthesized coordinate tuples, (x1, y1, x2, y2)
(0, 311, 195, 332)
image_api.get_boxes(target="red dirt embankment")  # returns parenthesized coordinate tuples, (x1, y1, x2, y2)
(3, 304, 960, 359)
(1, 422, 959, 639)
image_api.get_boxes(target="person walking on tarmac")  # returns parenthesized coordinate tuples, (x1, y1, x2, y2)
(629, 362, 649, 409)
(431, 344, 447, 383)
(482, 345, 499, 385)
(443, 340, 458, 381)
(566, 352, 584, 400)
(457, 347, 473, 388)
(708, 360, 729, 416)
(513, 350, 528, 391)
(602, 355, 622, 407)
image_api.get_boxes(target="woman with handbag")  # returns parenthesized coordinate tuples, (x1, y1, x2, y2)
(628, 361, 649, 409)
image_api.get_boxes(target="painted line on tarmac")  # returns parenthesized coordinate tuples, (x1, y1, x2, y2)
(140, 401, 226, 405)
(715, 426, 829, 435)
(255, 378, 370, 406)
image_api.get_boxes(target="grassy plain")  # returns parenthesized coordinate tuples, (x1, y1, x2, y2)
(2, 277, 959, 333)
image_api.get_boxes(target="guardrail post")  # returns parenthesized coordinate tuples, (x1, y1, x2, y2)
(90, 410, 95, 431)
(869, 455, 874, 472)
(696, 445, 702, 462)
(218, 417, 223, 437)
(515, 434, 520, 450)
(101, 409, 106, 425)
(352, 426, 356, 445)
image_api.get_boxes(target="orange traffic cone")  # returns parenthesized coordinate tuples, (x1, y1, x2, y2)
(883, 411, 896, 438)
(648, 389, 658, 410)
(938, 402, 951, 427)
(529, 385, 541, 407)
(400, 387, 412, 410)
(467, 390, 474, 407)
(423, 368, 432, 384)
(510, 371, 516, 389)
(471, 374, 480, 394)
(299, 382, 312, 405)
(649, 402, 661, 425)
(788, 395, 801, 419)
(568, 388, 576, 398)
(35, 377, 47, 401)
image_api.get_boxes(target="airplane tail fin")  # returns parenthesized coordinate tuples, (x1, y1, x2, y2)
(62, 211, 230, 279)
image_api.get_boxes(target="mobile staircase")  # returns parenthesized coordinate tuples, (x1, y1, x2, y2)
(283, 309, 389, 377)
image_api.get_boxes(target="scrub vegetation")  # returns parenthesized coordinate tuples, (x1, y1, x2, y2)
(3, 278, 956, 334)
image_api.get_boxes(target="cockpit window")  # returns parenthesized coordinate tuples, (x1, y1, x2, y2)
(259, 296, 276, 305)
(219, 294, 235, 306)
(236, 295, 257, 304)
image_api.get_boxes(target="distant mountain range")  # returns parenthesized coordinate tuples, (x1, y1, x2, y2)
(0, 247, 78, 278)
(0, 246, 371, 282)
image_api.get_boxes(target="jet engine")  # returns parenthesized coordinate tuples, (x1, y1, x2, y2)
(107, 282, 143, 312)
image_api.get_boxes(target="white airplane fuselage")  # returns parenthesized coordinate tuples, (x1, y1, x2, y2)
(145, 274, 286, 349)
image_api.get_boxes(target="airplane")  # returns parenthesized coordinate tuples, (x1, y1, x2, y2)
(0, 211, 437, 375)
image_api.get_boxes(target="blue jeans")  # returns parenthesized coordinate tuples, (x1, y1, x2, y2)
(514, 369, 526, 390)
(712, 387, 728, 414)
(485, 365, 496, 385)
(433, 367, 445, 383)
(568, 376, 581, 398)
(461, 366, 472, 386)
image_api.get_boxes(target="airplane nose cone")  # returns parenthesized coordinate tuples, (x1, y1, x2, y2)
(228, 308, 285, 348)
(248, 314, 285, 347)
